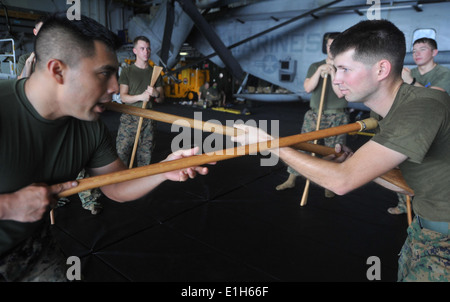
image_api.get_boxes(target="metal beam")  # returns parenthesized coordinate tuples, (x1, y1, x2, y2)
(175, 0, 245, 81)
(168, 0, 342, 77)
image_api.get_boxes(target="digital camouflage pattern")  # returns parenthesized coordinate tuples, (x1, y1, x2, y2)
(0, 222, 67, 282)
(398, 217, 450, 281)
(287, 110, 350, 176)
(56, 169, 103, 215)
(76, 169, 103, 214)
(116, 113, 155, 167)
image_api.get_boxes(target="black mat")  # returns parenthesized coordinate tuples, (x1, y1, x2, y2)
(52, 101, 408, 283)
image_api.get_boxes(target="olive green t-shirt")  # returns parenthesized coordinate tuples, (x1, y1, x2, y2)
(410, 63, 450, 94)
(0, 79, 118, 256)
(371, 84, 450, 221)
(16, 52, 32, 76)
(118, 64, 163, 109)
(306, 60, 347, 110)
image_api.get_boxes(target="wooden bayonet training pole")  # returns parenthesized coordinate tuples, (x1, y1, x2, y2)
(105, 102, 241, 137)
(129, 65, 163, 168)
(57, 118, 378, 198)
(300, 73, 327, 206)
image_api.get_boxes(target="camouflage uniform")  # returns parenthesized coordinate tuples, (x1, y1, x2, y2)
(397, 217, 450, 281)
(116, 113, 155, 167)
(0, 222, 67, 282)
(287, 109, 349, 176)
(116, 64, 161, 167)
(287, 59, 349, 176)
(56, 169, 103, 215)
(77, 169, 103, 214)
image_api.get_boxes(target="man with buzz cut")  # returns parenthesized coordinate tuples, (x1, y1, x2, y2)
(116, 36, 165, 168)
(233, 20, 450, 282)
(0, 13, 208, 282)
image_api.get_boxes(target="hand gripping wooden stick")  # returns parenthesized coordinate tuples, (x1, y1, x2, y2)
(290, 142, 414, 195)
(300, 73, 327, 207)
(129, 66, 163, 168)
(57, 118, 378, 198)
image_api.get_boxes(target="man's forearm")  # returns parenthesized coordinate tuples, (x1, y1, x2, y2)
(100, 173, 167, 202)
(120, 93, 145, 104)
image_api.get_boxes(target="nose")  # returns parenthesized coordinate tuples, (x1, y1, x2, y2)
(108, 75, 119, 95)
(333, 71, 342, 85)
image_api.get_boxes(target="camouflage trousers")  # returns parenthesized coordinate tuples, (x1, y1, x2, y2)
(394, 193, 408, 214)
(287, 109, 350, 176)
(0, 222, 67, 282)
(116, 113, 155, 167)
(397, 216, 450, 281)
(77, 169, 103, 214)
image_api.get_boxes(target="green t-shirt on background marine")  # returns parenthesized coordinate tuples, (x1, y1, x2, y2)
(410, 63, 450, 94)
(118, 64, 163, 109)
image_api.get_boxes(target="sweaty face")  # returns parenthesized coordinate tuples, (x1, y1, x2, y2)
(63, 41, 119, 121)
(332, 49, 379, 103)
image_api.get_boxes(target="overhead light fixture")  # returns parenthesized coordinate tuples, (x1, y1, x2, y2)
(179, 52, 188, 56)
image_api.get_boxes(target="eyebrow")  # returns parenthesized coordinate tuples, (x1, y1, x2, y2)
(96, 64, 119, 73)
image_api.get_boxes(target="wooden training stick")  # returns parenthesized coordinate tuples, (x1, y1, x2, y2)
(300, 73, 327, 206)
(406, 195, 412, 225)
(290, 142, 413, 195)
(105, 102, 242, 137)
(57, 118, 378, 198)
(129, 65, 163, 168)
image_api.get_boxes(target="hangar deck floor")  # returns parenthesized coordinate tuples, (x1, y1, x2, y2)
(52, 100, 409, 284)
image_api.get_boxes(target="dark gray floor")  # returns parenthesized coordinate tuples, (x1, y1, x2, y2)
(52, 100, 409, 283)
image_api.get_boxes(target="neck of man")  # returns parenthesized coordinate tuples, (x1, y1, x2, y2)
(134, 58, 149, 69)
(417, 60, 436, 75)
(365, 77, 404, 118)
(24, 72, 63, 120)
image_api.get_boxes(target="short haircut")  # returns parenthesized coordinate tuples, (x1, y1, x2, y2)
(35, 15, 48, 26)
(325, 32, 340, 41)
(133, 36, 150, 47)
(413, 37, 437, 50)
(330, 19, 406, 76)
(34, 12, 121, 70)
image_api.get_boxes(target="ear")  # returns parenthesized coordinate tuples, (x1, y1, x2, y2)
(47, 59, 66, 84)
(132, 47, 137, 55)
(376, 59, 391, 81)
(432, 48, 438, 57)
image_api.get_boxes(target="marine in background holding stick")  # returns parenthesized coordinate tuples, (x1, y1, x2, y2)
(276, 32, 349, 199)
(128, 65, 163, 168)
(116, 36, 165, 168)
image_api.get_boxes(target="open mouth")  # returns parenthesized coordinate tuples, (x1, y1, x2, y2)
(94, 103, 106, 113)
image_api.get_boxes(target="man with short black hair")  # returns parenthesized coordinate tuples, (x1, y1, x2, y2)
(0, 13, 208, 281)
